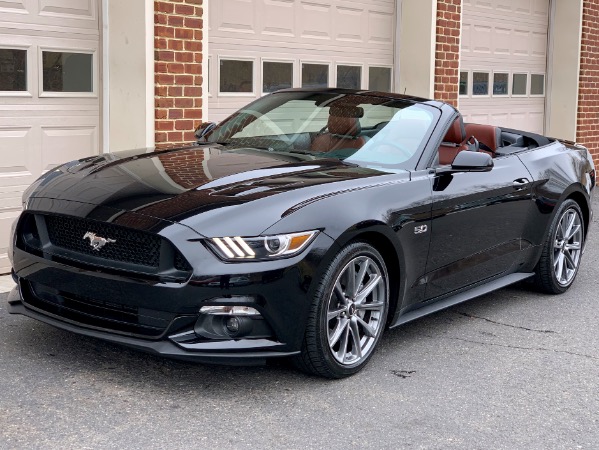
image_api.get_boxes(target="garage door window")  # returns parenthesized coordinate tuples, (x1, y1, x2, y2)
(472, 72, 489, 96)
(220, 59, 254, 94)
(337, 65, 361, 89)
(369, 67, 391, 91)
(302, 63, 329, 89)
(207, 57, 211, 95)
(0, 48, 27, 92)
(493, 73, 509, 96)
(512, 73, 527, 96)
(42, 51, 93, 93)
(531, 74, 545, 96)
(263, 61, 293, 93)
(459, 72, 469, 96)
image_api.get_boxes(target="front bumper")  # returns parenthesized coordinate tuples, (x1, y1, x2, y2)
(7, 286, 298, 365)
(8, 221, 336, 365)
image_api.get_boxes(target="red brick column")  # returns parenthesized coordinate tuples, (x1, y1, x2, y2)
(577, 0, 599, 168)
(154, 0, 203, 148)
(434, 0, 462, 107)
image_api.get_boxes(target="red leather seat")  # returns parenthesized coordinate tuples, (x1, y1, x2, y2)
(310, 110, 367, 153)
(464, 124, 502, 154)
(438, 117, 468, 165)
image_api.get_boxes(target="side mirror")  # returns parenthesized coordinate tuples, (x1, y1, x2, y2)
(195, 122, 216, 141)
(437, 151, 494, 174)
(448, 151, 493, 173)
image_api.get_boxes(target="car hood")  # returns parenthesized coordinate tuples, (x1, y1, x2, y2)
(25, 145, 402, 237)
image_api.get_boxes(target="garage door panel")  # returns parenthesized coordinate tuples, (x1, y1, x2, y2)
(299, 2, 331, 40)
(531, 31, 548, 57)
(368, 9, 393, 44)
(1, 0, 97, 29)
(38, 0, 96, 19)
(336, 5, 364, 42)
(494, 27, 510, 54)
(529, 111, 544, 127)
(41, 125, 97, 171)
(534, 0, 549, 15)
(209, 0, 396, 121)
(0, 1, 100, 272)
(514, 0, 532, 15)
(489, 113, 509, 125)
(494, 0, 512, 12)
(462, 23, 472, 54)
(513, 29, 530, 56)
(216, 0, 254, 33)
(460, 0, 549, 135)
(471, 0, 493, 10)
(262, 0, 294, 36)
(472, 25, 492, 53)
(0, 0, 27, 13)
(0, 127, 34, 178)
(460, 98, 545, 132)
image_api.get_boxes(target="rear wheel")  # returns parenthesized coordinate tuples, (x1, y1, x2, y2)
(294, 242, 389, 378)
(535, 199, 584, 294)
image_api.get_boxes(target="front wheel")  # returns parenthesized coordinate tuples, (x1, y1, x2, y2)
(535, 199, 585, 294)
(294, 242, 389, 378)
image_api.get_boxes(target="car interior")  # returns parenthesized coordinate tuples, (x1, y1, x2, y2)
(218, 98, 552, 168)
(309, 105, 369, 153)
(305, 106, 552, 165)
(437, 115, 553, 166)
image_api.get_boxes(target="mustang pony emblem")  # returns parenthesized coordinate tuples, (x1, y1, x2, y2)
(83, 231, 116, 251)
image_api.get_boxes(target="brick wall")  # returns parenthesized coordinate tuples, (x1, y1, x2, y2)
(434, 0, 462, 107)
(154, 0, 203, 148)
(577, 0, 599, 167)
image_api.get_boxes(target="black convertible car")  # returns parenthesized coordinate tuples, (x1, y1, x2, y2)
(7, 89, 595, 378)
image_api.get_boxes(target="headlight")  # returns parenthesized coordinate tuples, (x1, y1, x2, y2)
(207, 231, 319, 261)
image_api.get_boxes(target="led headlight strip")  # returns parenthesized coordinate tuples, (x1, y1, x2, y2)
(208, 231, 319, 261)
(213, 237, 255, 259)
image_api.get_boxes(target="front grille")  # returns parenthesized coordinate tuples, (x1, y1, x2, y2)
(46, 215, 162, 268)
(23, 281, 174, 338)
(19, 213, 193, 278)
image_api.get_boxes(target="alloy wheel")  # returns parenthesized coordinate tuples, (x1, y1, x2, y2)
(553, 207, 583, 286)
(326, 255, 386, 365)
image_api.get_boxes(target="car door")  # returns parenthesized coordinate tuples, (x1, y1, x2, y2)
(423, 154, 533, 300)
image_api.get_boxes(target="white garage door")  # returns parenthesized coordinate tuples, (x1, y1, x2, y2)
(0, 0, 101, 273)
(459, 0, 550, 134)
(208, 0, 397, 122)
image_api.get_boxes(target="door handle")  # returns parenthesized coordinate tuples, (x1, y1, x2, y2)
(512, 178, 530, 191)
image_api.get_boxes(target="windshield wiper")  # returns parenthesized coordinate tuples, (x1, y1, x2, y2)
(209, 142, 280, 152)
(284, 149, 316, 155)
(205, 141, 232, 146)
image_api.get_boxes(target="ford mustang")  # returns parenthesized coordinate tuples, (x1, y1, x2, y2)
(7, 89, 595, 378)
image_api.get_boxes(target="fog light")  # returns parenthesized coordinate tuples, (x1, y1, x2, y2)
(200, 305, 260, 316)
(225, 317, 240, 333)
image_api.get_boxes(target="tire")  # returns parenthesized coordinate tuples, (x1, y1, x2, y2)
(534, 199, 585, 294)
(294, 242, 389, 378)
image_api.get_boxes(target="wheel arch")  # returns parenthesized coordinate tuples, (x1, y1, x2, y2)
(326, 222, 405, 326)
(565, 188, 591, 239)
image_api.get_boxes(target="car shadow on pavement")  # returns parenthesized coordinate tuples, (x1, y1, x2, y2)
(1, 280, 552, 395)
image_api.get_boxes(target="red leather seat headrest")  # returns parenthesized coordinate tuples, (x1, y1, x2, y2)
(464, 124, 501, 151)
(328, 116, 361, 137)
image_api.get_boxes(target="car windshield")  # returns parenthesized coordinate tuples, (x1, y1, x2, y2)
(203, 91, 440, 169)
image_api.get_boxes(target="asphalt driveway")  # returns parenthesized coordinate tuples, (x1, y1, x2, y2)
(1, 200, 598, 449)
